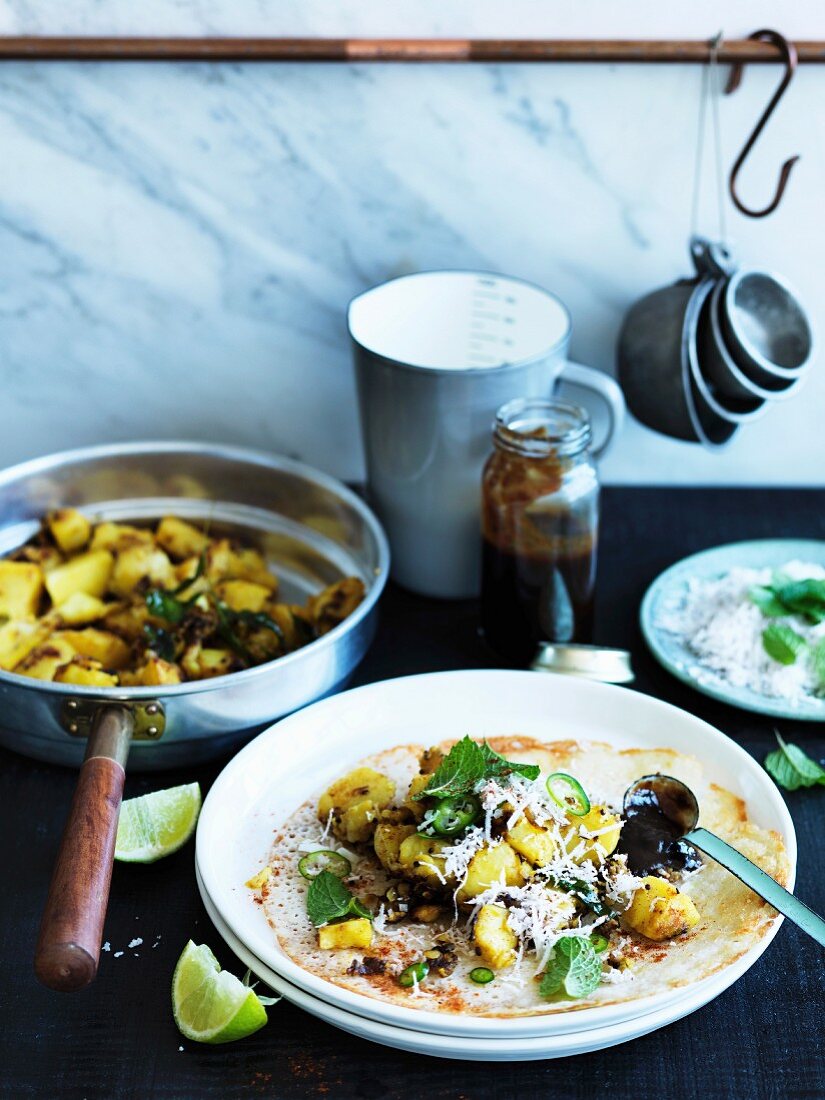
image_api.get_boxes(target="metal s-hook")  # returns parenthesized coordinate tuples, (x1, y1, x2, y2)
(725, 28, 800, 218)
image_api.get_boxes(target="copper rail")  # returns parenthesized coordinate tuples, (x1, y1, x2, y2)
(0, 37, 824, 63)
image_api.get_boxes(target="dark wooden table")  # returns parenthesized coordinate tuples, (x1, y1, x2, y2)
(3, 488, 824, 1099)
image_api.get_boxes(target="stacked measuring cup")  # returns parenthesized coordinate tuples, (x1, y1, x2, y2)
(618, 237, 815, 448)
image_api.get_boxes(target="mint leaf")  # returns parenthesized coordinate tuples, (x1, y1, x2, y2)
(764, 747, 801, 791)
(773, 578, 825, 625)
(416, 737, 486, 800)
(559, 937, 604, 997)
(478, 742, 540, 783)
(748, 585, 789, 618)
(750, 577, 825, 625)
(762, 624, 807, 665)
(306, 870, 352, 925)
(415, 736, 539, 801)
(538, 954, 568, 997)
(764, 731, 825, 792)
(306, 870, 371, 926)
(775, 578, 825, 609)
(540, 937, 602, 999)
(348, 898, 373, 920)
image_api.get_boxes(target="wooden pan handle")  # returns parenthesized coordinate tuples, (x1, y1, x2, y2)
(35, 705, 133, 992)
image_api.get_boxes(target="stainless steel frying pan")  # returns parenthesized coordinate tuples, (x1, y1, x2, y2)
(0, 442, 389, 992)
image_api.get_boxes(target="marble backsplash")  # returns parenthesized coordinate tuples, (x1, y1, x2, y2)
(0, 1, 823, 484)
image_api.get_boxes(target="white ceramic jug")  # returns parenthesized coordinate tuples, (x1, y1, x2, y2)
(349, 270, 624, 598)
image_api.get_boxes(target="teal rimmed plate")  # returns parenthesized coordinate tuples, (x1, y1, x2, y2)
(641, 539, 825, 721)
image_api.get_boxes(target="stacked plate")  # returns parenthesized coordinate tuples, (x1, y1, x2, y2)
(195, 670, 795, 1062)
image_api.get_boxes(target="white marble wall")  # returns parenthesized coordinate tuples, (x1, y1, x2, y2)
(0, 2, 823, 484)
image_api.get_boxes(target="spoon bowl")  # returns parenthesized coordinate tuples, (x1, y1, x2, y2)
(623, 774, 825, 949)
(624, 774, 699, 833)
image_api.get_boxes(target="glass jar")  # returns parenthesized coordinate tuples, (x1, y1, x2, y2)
(480, 398, 600, 665)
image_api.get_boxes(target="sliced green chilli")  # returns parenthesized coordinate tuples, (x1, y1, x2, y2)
(469, 967, 495, 985)
(422, 794, 482, 838)
(398, 961, 429, 988)
(298, 850, 352, 881)
(546, 772, 591, 817)
(589, 933, 610, 953)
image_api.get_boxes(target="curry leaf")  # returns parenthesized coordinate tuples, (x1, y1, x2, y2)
(145, 558, 205, 623)
(213, 599, 253, 662)
(142, 623, 176, 662)
(169, 551, 206, 596)
(233, 609, 286, 644)
(214, 602, 287, 663)
(548, 873, 616, 918)
(145, 588, 189, 624)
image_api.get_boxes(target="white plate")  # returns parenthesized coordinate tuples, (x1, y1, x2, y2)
(641, 539, 825, 720)
(196, 865, 731, 1062)
(196, 669, 795, 1039)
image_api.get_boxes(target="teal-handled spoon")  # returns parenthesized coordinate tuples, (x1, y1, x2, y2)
(623, 775, 825, 949)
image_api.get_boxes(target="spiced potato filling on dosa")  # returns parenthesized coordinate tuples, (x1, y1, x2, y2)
(254, 737, 788, 1016)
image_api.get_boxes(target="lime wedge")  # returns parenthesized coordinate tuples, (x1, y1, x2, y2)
(115, 782, 201, 863)
(172, 941, 268, 1044)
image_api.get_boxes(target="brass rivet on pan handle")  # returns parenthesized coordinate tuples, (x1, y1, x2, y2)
(61, 698, 166, 740)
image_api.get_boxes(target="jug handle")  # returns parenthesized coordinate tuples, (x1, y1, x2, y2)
(556, 361, 625, 460)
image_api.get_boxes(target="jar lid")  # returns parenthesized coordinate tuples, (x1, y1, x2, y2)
(531, 643, 635, 683)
